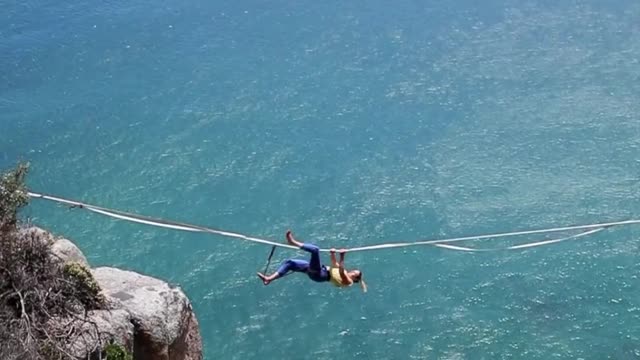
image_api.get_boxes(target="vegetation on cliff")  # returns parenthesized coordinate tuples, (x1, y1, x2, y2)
(0, 162, 129, 359)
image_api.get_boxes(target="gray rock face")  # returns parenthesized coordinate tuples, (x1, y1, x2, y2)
(20, 226, 89, 267)
(92, 267, 203, 360)
(51, 238, 89, 267)
(63, 309, 134, 358)
(19, 226, 54, 244)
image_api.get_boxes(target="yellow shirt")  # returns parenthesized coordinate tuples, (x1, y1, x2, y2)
(328, 267, 351, 287)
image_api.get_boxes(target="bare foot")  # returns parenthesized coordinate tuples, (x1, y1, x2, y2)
(256, 272, 270, 285)
(286, 230, 302, 247)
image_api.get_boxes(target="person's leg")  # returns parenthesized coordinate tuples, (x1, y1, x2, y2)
(286, 231, 323, 275)
(300, 243, 323, 275)
(257, 259, 309, 285)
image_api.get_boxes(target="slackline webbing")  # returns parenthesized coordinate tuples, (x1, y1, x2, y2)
(27, 190, 640, 253)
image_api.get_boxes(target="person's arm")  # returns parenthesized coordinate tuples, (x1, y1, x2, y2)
(338, 249, 354, 285)
(330, 248, 339, 267)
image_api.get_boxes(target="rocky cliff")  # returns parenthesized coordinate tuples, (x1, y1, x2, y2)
(22, 227, 203, 360)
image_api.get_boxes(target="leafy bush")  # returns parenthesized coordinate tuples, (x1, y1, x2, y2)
(104, 342, 133, 360)
(63, 261, 105, 310)
(0, 162, 107, 359)
(0, 161, 29, 230)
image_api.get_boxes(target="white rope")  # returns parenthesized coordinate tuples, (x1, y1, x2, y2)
(432, 227, 605, 252)
(86, 207, 201, 232)
(27, 190, 639, 253)
(27, 191, 301, 251)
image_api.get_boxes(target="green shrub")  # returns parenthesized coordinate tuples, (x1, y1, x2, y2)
(0, 161, 29, 231)
(104, 342, 133, 360)
(62, 261, 104, 308)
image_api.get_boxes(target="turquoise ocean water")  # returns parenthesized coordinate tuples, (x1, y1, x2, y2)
(2, 1, 640, 358)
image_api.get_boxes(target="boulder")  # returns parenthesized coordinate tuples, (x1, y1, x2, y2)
(92, 267, 202, 360)
(51, 238, 89, 267)
(62, 309, 134, 358)
(19, 226, 55, 244)
(20, 226, 89, 267)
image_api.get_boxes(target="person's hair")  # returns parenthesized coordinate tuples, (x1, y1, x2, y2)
(359, 278, 367, 293)
(353, 271, 367, 292)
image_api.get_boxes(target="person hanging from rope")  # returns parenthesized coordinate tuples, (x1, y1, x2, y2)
(256, 230, 367, 292)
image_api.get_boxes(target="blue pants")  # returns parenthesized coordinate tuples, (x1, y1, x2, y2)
(276, 243, 329, 282)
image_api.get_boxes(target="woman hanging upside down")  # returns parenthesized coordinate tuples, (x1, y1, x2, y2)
(257, 230, 367, 292)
